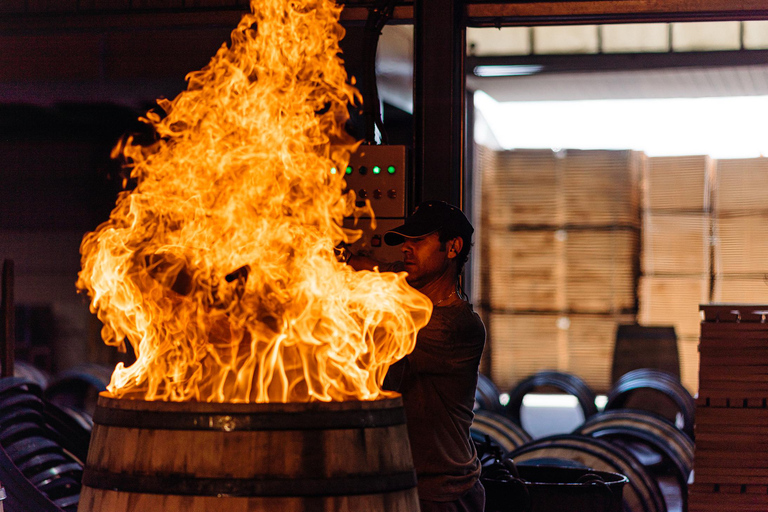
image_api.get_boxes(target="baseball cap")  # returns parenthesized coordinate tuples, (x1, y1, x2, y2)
(384, 200, 474, 246)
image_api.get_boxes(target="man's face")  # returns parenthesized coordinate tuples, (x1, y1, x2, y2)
(401, 232, 452, 289)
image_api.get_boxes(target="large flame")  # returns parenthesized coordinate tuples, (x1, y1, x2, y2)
(76, 0, 431, 402)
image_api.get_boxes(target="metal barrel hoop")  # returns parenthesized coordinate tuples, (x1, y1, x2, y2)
(605, 368, 695, 439)
(472, 409, 533, 455)
(505, 371, 598, 426)
(476, 373, 504, 412)
(0, 375, 83, 511)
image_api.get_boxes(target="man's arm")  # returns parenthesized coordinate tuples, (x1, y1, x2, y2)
(347, 253, 384, 272)
(338, 245, 404, 273)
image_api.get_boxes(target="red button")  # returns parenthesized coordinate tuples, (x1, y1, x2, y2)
(371, 235, 382, 247)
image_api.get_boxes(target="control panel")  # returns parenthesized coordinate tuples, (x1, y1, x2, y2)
(342, 218, 405, 263)
(341, 144, 408, 263)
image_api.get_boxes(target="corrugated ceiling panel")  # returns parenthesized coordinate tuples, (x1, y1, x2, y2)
(467, 65, 768, 102)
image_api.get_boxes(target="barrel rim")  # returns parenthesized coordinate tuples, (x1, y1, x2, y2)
(96, 392, 403, 412)
(92, 393, 407, 431)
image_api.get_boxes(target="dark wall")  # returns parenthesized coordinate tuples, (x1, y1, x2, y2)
(0, 8, 411, 375)
(0, 104, 150, 372)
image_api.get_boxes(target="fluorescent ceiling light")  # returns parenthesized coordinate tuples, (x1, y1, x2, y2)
(473, 65, 544, 77)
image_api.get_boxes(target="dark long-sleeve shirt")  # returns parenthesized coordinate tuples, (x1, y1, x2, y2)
(385, 300, 486, 502)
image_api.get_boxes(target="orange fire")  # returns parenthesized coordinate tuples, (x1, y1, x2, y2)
(76, 0, 431, 403)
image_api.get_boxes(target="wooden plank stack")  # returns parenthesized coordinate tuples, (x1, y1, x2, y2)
(487, 230, 565, 312)
(562, 149, 642, 227)
(568, 313, 636, 392)
(690, 304, 768, 512)
(565, 227, 638, 314)
(482, 149, 563, 229)
(489, 313, 567, 390)
(638, 155, 714, 394)
(480, 148, 641, 393)
(712, 158, 768, 305)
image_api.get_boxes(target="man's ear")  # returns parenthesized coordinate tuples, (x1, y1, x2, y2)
(448, 237, 463, 259)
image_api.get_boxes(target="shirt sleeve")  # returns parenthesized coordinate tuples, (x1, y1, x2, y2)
(378, 261, 406, 273)
(405, 307, 485, 376)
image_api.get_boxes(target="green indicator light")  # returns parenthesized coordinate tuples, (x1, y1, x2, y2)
(345, 166, 353, 175)
(372, 166, 381, 174)
(330, 167, 337, 174)
(387, 165, 396, 174)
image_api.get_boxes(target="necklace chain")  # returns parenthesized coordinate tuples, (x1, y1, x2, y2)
(434, 291, 456, 307)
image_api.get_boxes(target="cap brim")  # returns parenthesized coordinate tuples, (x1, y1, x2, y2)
(384, 226, 438, 246)
(384, 230, 406, 246)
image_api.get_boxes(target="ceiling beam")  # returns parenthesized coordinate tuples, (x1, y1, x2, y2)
(340, 1, 768, 25)
(468, 49, 768, 76)
(3, 2, 767, 34)
(466, 2, 768, 26)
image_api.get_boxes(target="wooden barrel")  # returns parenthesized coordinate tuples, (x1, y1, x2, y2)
(574, 409, 694, 512)
(471, 410, 532, 456)
(475, 373, 504, 413)
(78, 394, 419, 512)
(605, 368, 695, 440)
(611, 324, 679, 384)
(505, 371, 598, 426)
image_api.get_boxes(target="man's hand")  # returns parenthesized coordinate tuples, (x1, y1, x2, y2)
(335, 243, 353, 264)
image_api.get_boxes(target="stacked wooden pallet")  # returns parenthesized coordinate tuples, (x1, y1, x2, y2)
(489, 313, 567, 389)
(567, 313, 636, 392)
(562, 149, 641, 227)
(638, 155, 714, 394)
(565, 227, 638, 314)
(690, 304, 768, 512)
(712, 158, 768, 305)
(480, 148, 641, 393)
(482, 149, 563, 230)
(487, 230, 565, 312)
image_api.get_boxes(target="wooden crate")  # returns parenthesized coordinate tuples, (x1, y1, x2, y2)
(691, 305, 768, 512)
(488, 312, 634, 394)
(488, 312, 567, 391)
(567, 314, 635, 394)
(638, 275, 709, 338)
(689, 483, 768, 512)
(713, 213, 768, 275)
(641, 211, 711, 275)
(562, 149, 642, 227)
(712, 276, 768, 303)
(482, 149, 562, 228)
(643, 155, 714, 211)
(484, 227, 639, 314)
(486, 228, 565, 311)
(679, 335, 700, 395)
(714, 158, 768, 215)
(476, 143, 496, 302)
(565, 228, 639, 313)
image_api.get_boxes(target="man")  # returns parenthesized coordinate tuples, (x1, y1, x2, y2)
(345, 200, 486, 512)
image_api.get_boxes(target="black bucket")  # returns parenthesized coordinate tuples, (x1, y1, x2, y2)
(505, 434, 665, 512)
(484, 464, 627, 512)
